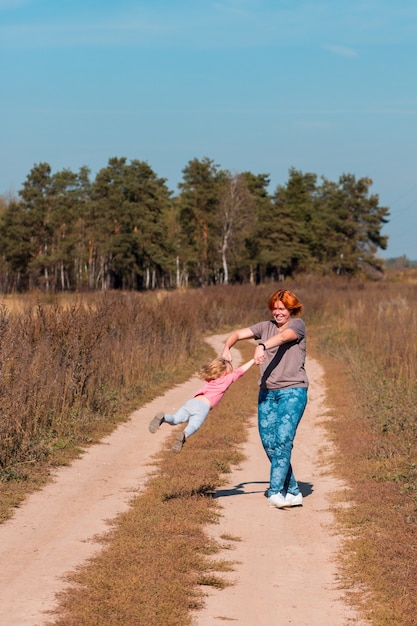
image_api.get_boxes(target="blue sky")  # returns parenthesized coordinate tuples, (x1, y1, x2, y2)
(1, 0, 416, 259)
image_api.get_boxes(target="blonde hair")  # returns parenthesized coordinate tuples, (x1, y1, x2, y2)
(198, 357, 233, 382)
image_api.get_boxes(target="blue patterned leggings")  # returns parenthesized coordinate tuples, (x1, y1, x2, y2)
(258, 387, 308, 498)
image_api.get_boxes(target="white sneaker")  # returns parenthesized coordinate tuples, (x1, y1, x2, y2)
(285, 492, 303, 507)
(268, 493, 289, 508)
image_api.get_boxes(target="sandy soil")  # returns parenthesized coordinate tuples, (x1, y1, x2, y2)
(0, 335, 367, 626)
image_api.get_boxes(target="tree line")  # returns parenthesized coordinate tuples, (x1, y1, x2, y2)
(0, 156, 389, 292)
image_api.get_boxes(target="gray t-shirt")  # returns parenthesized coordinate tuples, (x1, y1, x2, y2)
(250, 317, 308, 390)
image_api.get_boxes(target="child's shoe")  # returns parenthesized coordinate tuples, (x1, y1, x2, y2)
(149, 412, 165, 433)
(172, 432, 186, 453)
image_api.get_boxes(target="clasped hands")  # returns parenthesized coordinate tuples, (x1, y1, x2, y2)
(254, 344, 266, 365)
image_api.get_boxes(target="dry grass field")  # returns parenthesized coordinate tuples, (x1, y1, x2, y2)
(1, 274, 416, 625)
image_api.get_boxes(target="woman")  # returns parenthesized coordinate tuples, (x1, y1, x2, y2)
(222, 289, 308, 509)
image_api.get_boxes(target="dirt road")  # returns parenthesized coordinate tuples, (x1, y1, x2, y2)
(0, 335, 366, 626)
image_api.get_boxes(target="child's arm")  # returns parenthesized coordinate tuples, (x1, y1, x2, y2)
(239, 358, 255, 374)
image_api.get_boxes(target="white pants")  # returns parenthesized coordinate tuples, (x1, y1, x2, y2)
(163, 398, 211, 437)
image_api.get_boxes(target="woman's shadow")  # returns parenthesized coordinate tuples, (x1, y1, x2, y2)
(212, 480, 314, 499)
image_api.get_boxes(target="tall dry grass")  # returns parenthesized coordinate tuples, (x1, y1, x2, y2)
(297, 276, 417, 626)
(0, 293, 190, 479)
(1, 277, 417, 625)
(2, 279, 416, 489)
(0, 286, 272, 490)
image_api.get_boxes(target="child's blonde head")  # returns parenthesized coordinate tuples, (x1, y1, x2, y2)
(198, 357, 233, 381)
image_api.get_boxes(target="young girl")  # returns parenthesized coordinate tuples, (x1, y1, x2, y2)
(149, 356, 254, 453)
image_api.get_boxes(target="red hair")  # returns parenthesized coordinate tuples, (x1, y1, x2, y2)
(268, 289, 303, 316)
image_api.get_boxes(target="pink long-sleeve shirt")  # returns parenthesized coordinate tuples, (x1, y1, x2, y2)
(193, 367, 246, 409)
